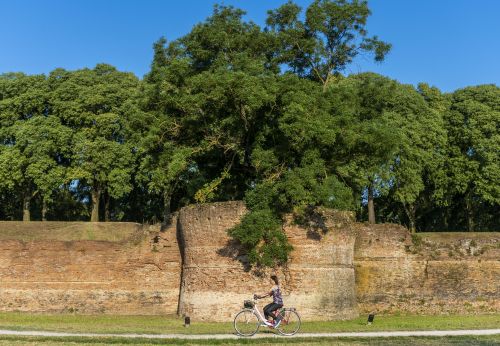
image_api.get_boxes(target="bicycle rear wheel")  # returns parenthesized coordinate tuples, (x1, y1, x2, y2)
(276, 308, 301, 336)
(234, 309, 260, 336)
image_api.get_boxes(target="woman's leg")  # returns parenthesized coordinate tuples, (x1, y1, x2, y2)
(265, 303, 282, 320)
(263, 303, 274, 320)
(273, 304, 284, 321)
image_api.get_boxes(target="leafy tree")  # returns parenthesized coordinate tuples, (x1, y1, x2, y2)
(266, 0, 391, 88)
(444, 85, 500, 231)
(143, 3, 392, 266)
(0, 74, 70, 220)
(2, 1, 496, 267)
(386, 84, 447, 232)
(135, 37, 200, 224)
(139, 5, 282, 224)
(230, 75, 355, 267)
(328, 73, 401, 224)
(49, 65, 139, 222)
(12, 116, 70, 220)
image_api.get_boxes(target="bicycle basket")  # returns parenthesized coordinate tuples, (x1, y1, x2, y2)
(244, 300, 255, 308)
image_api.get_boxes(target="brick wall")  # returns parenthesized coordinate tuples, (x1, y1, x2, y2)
(177, 202, 358, 321)
(0, 221, 181, 314)
(0, 204, 498, 319)
(354, 224, 500, 314)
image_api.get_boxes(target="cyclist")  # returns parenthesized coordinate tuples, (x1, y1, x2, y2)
(254, 274, 283, 326)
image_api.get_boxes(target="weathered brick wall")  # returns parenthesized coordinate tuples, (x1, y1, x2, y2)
(354, 224, 500, 314)
(177, 202, 358, 321)
(0, 221, 181, 314)
(0, 204, 498, 319)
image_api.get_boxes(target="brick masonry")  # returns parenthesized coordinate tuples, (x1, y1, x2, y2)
(0, 222, 181, 315)
(354, 224, 500, 315)
(0, 202, 498, 320)
(177, 201, 358, 321)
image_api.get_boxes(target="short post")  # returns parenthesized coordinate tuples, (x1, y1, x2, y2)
(184, 316, 190, 327)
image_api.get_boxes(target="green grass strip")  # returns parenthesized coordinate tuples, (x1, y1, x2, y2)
(0, 335, 500, 345)
(0, 313, 498, 335)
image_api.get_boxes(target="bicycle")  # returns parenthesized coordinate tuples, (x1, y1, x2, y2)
(233, 297, 301, 336)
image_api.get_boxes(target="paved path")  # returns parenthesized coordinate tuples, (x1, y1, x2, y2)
(0, 329, 499, 339)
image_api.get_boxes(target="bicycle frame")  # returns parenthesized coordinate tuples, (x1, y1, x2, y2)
(250, 300, 276, 327)
(235, 298, 301, 337)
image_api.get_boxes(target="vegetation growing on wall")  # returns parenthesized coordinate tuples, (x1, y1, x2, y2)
(0, 1, 498, 266)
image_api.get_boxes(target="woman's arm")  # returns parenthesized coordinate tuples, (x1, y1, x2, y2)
(254, 291, 272, 299)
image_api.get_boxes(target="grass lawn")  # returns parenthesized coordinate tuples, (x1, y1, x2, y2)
(0, 221, 143, 243)
(0, 313, 498, 335)
(0, 335, 499, 346)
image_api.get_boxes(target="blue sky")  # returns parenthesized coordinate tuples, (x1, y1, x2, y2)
(1, 0, 499, 92)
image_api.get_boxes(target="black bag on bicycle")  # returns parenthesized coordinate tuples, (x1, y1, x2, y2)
(244, 300, 255, 308)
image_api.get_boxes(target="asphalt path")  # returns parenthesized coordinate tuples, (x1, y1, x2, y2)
(0, 329, 499, 339)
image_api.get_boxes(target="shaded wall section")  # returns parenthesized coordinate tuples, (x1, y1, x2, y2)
(0, 221, 181, 314)
(354, 225, 500, 314)
(177, 201, 358, 321)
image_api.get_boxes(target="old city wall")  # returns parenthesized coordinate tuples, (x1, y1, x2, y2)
(177, 202, 358, 321)
(0, 203, 498, 319)
(0, 221, 181, 314)
(354, 224, 500, 314)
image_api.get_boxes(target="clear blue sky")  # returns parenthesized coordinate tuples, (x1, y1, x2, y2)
(1, 0, 499, 92)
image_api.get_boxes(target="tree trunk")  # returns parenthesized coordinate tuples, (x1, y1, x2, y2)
(163, 191, 172, 225)
(240, 103, 252, 169)
(91, 188, 101, 222)
(104, 190, 110, 222)
(42, 199, 48, 221)
(443, 211, 449, 231)
(22, 191, 31, 222)
(368, 184, 375, 224)
(465, 191, 474, 232)
(404, 203, 417, 233)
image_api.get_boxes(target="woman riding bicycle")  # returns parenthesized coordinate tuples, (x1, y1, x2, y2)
(254, 275, 283, 326)
(234, 274, 300, 336)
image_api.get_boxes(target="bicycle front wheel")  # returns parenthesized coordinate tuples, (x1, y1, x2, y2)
(234, 309, 260, 336)
(276, 308, 301, 336)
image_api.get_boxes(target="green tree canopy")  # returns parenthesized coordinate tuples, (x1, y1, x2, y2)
(386, 84, 447, 232)
(49, 64, 139, 221)
(0, 73, 70, 220)
(266, 0, 391, 87)
(444, 85, 500, 231)
(327, 73, 401, 224)
(0, 0, 497, 269)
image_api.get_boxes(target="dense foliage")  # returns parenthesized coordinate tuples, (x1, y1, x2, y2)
(0, 1, 498, 267)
